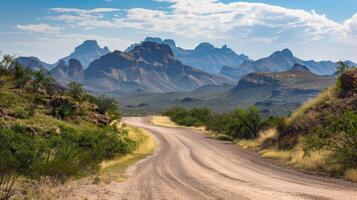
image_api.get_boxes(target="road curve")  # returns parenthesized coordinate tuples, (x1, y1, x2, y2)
(90, 117, 357, 200)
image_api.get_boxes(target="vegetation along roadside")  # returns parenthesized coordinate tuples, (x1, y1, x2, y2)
(162, 62, 357, 182)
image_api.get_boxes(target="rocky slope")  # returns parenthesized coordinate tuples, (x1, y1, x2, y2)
(51, 59, 84, 86)
(126, 37, 249, 74)
(85, 42, 233, 92)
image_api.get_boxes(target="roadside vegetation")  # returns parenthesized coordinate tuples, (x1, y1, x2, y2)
(163, 106, 283, 141)
(163, 62, 357, 182)
(0, 55, 138, 199)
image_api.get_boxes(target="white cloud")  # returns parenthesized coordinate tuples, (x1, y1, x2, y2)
(45, 1, 350, 42)
(49, 8, 120, 14)
(16, 23, 64, 33)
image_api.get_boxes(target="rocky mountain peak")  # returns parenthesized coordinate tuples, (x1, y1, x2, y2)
(271, 48, 294, 58)
(195, 42, 215, 52)
(131, 42, 175, 63)
(289, 64, 311, 73)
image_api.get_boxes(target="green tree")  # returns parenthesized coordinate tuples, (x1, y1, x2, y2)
(33, 70, 54, 94)
(0, 55, 14, 75)
(11, 63, 32, 88)
(96, 96, 121, 119)
(336, 61, 351, 75)
(226, 106, 265, 139)
(67, 82, 85, 102)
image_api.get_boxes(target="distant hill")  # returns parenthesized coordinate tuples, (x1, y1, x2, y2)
(57, 40, 110, 68)
(220, 49, 343, 79)
(16, 56, 53, 71)
(126, 37, 249, 74)
(85, 42, 233, 93)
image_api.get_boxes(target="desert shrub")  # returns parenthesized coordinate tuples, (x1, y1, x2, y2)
(225, 106, 265, 139)
(10, 63, 32, 88)
(67, 82, 85, 102)
(164, 106, 206, 127)
(0, 173, 17, 200)
(32, 70, 54, 94)
(0, 123, 136, 182)
(95, 96, 121, 119)
(304, 111, 357, 170)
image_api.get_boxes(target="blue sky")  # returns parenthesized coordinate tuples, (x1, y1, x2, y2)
(0, 0, 357, 63)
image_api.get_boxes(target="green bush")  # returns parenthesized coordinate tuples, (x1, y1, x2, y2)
(0, 124, 136, 181)
(304, 111, 357, 170)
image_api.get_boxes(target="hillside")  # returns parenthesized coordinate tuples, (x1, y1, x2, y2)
(126, 37, 249, 74)
(85, 42, 233, 93)
(238, 68, 357, 182)
(0, 57, 141, 198)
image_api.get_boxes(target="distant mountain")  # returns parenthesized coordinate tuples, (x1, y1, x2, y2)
(221, 49, 337, 79)
(58, 40, 110, 69)
(51, 59, 84, 86)
(85, 42, 233, 93)
(16, 56, 52, 71)
(126, 37, 249, 74)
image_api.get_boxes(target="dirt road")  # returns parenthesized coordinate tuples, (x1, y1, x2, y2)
(70, 117, 357, 200)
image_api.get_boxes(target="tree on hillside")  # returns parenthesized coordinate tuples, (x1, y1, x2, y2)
(96, 96, 121, 119)
(0, 55, 15, 76)
(68, 82, 85, 102)
(336, 61, 351, 75)
(11, 63, 32, 88)
(33, 70, 54, 94)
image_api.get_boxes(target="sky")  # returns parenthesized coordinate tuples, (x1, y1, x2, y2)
(0, 0, 357, 63)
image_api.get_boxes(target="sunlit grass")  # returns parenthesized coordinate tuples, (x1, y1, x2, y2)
(286, 85, 337, 126)
(238, 128, 276, 150)
(344, 169, 357, 182)
(150, 115, 207, 132)
(100, 125, 156, 182)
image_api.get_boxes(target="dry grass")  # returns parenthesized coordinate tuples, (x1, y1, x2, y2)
(100, 125, 156, 181)
(344, 169, 357, 182)
(286, 85, 337, 126)
(238, 129, 277, 150)
(259, 140, 328, 172)
(150, 116, 207, 133)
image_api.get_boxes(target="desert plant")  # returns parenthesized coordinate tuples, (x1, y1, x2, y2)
(96, 96, 121, 119)
(0, 173, 17, 200)
(227, 106, 265, 139)
(33, 70, 54, 94)
(336, 61, 351, 75)
(304, 111, 357, 170)
(11, 63, 32, 88)
(67, 82, 85, 102)
(0, 55, 14, 75)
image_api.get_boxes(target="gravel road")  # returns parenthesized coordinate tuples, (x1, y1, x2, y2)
(69, 117, 357, 200)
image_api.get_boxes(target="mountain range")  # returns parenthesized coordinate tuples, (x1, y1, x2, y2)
(15, 40, 110, 71)
(220, 49, 340, 79)
(10, 38, 357, 95)
(84, 42, 232, 92)
(126, 37, 250, 74)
